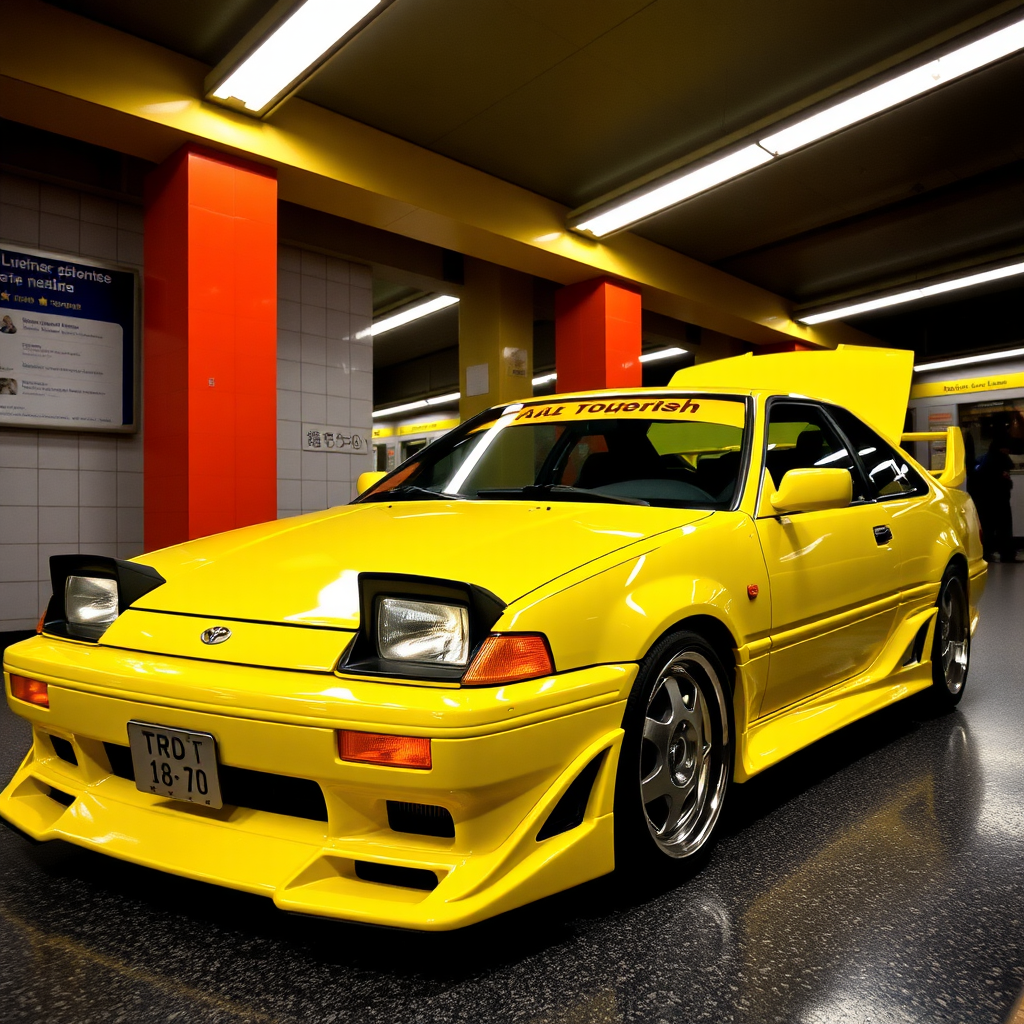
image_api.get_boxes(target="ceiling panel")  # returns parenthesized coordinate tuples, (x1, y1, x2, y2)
(47, 0, 280, 65)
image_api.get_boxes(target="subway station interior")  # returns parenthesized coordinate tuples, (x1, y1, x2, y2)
(1, 1, 1024, 1021)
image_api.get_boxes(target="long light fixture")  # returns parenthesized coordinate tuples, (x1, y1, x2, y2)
(371, 392, 461, 420)
(570, 15, 1024, 237)
(795, 257, 1024, 325)
(914, 346, 1024, 372)
(371, 295, 459, 336)
(206, 0, 393, 117)
(639, 346, 687, 363)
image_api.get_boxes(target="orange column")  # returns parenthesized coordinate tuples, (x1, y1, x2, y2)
(143, 145, 277, 550)
(555, 277, 642, 394)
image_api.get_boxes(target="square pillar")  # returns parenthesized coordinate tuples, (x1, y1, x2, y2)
(458, 258, 533, 421)
(555, 277, 641, 394)
(144, 145, 277, 549)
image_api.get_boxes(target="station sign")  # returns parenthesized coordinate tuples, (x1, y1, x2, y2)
(0, 243, 138, 431)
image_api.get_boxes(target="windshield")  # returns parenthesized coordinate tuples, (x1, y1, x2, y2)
(359, 394, 749, 509)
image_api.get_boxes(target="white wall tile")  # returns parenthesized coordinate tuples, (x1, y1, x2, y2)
(0, 543, 39, 582)
(117, 472, 144, 508)
(277, 390, 301, 421)
(350, 264, 372, 289)
(0, 430, 39, 467)
(300, 250, 326, 278)
(80, 222, 117, 259)
(79, 435, 118, 471)
(117, 230, 144, 265)
(117, 507, 144, 544)
(300, 305, 326, 336)
(278, 419, 301, 450)
(277, 449, 301, 480)
(300, 333, 326, 365)
(80, 194, 118, 226)
(116, 438, 143, 473)
(327, 481, 350, 507)
(301, 362, 327, 394)
(278, 270, 301, 302)
(301, 479, 327, 510)
(279, 246, 302, 272)
(278, 358, 301, 391)
(326, 365, 350, 396)
(40, 184, 79, 218)
(40, 213, 80, 252)
(325, 309, 349, 342)
(351, 370, 373, 402)
(326, 397, 350, 424)
(79, 469, 117, 507)
(39, 506, 78, 543)
(325, 280, 349, 311)
(0, 581, 39, 621)
(117, 541, 144, 560)
(1, 467, 39, 505)
(301, 392, 326, 422)
(278, 329, 301, 361)
(350, 399, 372, 426)
(277, 479, 301, 509)
(116, 203, 144, 233)
(278, 299, 301, 332)
(0, 505, 38, 543)
(301, 451, 328, 480)
(0, 203, 40, 245)
(327, 453, 351, 481)
(301, 275, 326, 306)
(80, 506, 117, 543)
(325, 258, 349, 283)
(350, 314, 372, 344)
(37, 434, 78, 469)
(351, 344, 373, 372)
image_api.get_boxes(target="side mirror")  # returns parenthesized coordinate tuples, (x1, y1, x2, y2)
(770, 468, 852, 514)
(356, 471, 386, 496)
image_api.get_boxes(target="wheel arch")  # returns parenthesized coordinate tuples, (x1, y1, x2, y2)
(640, 613, 738, 686)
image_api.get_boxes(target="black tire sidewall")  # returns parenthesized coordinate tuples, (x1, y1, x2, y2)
(929, 569, 970, 710)
(613, 629, 735, 876)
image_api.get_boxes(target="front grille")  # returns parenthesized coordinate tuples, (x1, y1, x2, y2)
(103, 742, 328, 822)
(387, 800, 455, 838)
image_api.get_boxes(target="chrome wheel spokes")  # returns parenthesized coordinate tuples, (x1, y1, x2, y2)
(939, 580, 969, 695)
(639, 651, 728, 857)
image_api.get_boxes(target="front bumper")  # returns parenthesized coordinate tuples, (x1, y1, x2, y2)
(1, 636, 635, 930)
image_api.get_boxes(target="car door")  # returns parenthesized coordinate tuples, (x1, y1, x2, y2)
(756, 400, 900, 717)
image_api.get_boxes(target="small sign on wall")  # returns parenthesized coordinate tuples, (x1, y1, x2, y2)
(302, 423, 370, 452)
(0, 243, 138, 431)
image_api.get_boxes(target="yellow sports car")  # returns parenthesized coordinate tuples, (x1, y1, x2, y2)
(1, 346, 984, 930)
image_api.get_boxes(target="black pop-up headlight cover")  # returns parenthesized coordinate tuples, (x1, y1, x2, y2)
(45, 554, 165, 642)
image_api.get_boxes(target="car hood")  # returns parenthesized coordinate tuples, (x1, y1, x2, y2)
(134, 500, 711, 628)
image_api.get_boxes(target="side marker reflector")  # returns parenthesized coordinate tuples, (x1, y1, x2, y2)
(339, 731, 431, 769)
(11, 675, 49, 708)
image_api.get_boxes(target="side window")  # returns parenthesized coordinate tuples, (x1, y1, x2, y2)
(765, 402, 868, 501)
(828, 406, 927, 499)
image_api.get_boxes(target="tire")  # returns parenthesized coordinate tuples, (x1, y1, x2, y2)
(614, 630, 734, 877)
(927, 568, 970, 711)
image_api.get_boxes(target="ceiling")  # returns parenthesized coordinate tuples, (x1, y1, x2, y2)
(46, 0, 1024, 372)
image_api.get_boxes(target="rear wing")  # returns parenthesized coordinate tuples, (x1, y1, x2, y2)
(901, 427, 965, 488)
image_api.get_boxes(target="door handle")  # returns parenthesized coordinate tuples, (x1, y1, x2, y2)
(873, 525, 893, 545)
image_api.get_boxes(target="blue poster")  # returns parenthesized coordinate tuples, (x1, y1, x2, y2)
(0, 244, 137, 430)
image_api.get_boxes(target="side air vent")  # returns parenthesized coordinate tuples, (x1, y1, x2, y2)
(49, 736, 78, 766)
(902, 619, 933, 667)
(387, 801, 455, 838)
(48, 786, 75, 807)
(537, 753, 605, 842)
(354, 861, 438, 891)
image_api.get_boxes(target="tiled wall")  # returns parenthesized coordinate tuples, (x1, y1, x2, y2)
(0, 184, 376, 630)
(276, 245, 374, 516)
(0, 173, 144, 631)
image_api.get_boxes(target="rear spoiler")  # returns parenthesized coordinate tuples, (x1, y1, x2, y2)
(901, 427, 965, 488)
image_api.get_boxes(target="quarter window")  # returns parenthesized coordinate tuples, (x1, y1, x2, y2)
(827, 406, 927, 498)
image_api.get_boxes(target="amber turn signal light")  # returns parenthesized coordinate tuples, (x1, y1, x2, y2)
(339, 730, 431, 769)
(10, 675, 49, 708)
(462, 634, 554, 686)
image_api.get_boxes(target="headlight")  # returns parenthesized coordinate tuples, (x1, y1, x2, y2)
(377, 598, 470, 666)
(65, 575, 118, 639)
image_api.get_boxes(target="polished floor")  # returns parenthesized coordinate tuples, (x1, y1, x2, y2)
(2, 566, 1023, 1024)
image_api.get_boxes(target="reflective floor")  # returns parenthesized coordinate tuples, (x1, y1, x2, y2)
(2, 565, 1023, 1023)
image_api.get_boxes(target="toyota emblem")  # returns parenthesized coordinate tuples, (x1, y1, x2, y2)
(200, 626, 232, 645)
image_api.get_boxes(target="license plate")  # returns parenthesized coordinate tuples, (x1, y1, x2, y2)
(127, 721, 223, 809)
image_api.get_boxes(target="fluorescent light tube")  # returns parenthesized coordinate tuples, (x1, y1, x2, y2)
(797, 258, 1024, 325)
(371, 295, 459, 336)
(761, 17, 1024, 155)
(574, 145, 772, 237)
(639, 347, 687, 363)
(532, 372, 557, 386)
(212, 0, 383, 113)
(425, 392, 461, 406)
(371, 400, 428, 419)
(914, 346, 1024, 372)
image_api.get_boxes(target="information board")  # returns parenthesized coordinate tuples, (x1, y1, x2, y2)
(0, 243, 138, 431)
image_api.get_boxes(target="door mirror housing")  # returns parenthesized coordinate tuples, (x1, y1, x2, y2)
(356, 471, 387, 496)
(770, 468, 853, 514)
